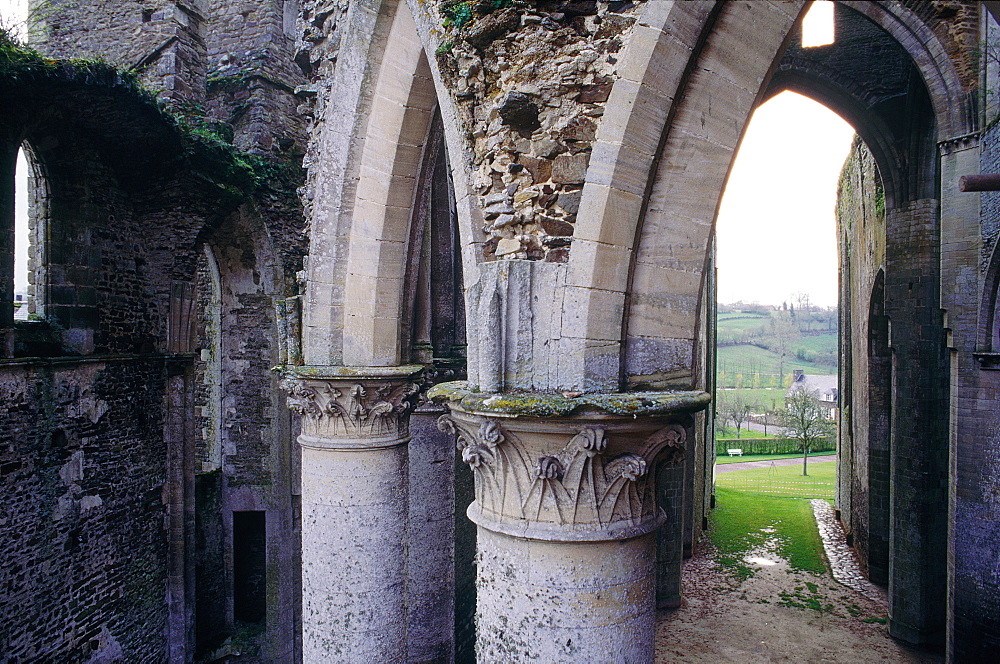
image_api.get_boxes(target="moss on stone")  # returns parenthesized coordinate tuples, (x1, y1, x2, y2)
(427, 381, 711, 417)
(0, 28, 302, 200)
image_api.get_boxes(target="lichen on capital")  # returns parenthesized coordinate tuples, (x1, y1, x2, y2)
(426, 380, 710, 418)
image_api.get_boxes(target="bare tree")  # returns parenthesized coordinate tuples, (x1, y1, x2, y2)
(780, 388, 836, 475)
(720, 392, 756, 439)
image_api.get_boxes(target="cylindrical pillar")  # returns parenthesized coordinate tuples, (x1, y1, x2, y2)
(282, 365, 422, 663)
(430, 384, 709, 664)
(407, 403, 456, 663)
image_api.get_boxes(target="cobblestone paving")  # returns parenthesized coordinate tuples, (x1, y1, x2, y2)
(811, 498, 887, 604)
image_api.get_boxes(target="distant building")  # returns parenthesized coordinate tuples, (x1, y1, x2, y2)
(787, 370, 839, 419)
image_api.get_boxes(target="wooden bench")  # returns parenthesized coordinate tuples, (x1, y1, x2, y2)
(727, 449, 743, 457)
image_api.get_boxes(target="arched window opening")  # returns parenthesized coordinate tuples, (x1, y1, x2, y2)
(715, 90, 852, 409)
(13, 143, 47, 322)
(713, 90, 854, 554)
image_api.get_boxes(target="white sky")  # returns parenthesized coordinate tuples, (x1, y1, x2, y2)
(716, 90, 856, 309)
(0, 0, 26, 38)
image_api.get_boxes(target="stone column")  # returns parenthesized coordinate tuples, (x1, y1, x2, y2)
(430, 383, 709, 663)
(281, 365, 423, 663)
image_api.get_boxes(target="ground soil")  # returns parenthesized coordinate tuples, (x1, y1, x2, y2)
(654, 539, 944, 664)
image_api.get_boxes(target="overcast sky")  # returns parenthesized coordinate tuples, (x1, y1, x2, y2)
(1, 1, 853, 307)
(0, 0, 25, 37)
(716, 91, 855, 309)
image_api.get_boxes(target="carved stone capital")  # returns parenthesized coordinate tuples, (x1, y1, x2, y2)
(280, 365, 423, 450)
(436, 391, 700, 542)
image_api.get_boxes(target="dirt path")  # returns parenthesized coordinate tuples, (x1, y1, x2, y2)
(716, 455, 836, 473)
(654, 519, 942, 663)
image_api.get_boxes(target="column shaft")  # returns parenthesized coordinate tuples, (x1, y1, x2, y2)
(477, 528, 656, 662)
(301, 443, 408, 661)
(283, 366, 422, 663)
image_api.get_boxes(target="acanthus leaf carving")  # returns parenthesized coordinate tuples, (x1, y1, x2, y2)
(436, 415, 688, 535)
(282, 375, 421, 439)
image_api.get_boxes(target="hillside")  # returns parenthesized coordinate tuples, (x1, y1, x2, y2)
(716, 309, 838, 389)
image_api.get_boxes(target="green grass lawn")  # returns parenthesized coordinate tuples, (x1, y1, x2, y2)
(715, 451, 835, 465)
(710, 487, 828, 580)
(716, 459, 836, 498)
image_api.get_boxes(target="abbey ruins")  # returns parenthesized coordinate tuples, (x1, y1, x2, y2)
(0, 0, 998, 662)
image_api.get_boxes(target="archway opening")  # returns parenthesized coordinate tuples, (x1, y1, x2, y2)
(714, 90, 853, 470)
(706, 1, 949, 644)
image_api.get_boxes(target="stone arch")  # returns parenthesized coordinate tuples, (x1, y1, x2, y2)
(560, 0, 968, 391)
(839, 0, 972, 139)
(302, 0, 443, 367)
(562, 0, 726, 391)
(616, 0, 803, 390)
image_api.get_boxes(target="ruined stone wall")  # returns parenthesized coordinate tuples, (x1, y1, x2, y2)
(836, 136, 886, 581)
(947, 38, 1000, 653)
(29, 0, 208, 102)
(899, 0, 980, 92)
(38, 141, 161, 356)
(4, 19, 308, 657)
(204, 0, 309, 160)
(433, 0, 641, 262)
(0, 360, 169, 662)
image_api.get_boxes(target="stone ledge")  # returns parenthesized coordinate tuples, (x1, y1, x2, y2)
(427, 380, 710, 418)
(280, 364, 424, 379)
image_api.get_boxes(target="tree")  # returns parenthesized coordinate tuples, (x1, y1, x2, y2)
(720, 392, 756, 439)
(767, 310, 800, 384)
(780, 388, 836, 475)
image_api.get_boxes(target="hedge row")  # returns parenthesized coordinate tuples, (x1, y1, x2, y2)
(715, 437, 836, 456)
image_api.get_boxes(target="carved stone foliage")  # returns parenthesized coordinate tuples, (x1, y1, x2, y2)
(438, 412, 686, 541)
(281, 375, 420, 441)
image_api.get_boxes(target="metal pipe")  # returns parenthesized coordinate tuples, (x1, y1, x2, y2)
(959, 174, 1000, 192)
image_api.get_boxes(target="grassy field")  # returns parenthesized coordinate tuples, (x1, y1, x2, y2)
(717, 312, 769, 334)
(794, 334, 838, 355)
(715, 451, 835, 465)
(710, 487, 828, 580)
(716, 387, 788, 412)
(715, 458, 836, 498)
(717, 343, 837, 377)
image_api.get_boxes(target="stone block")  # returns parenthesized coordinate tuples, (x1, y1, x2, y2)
(552, 152, 591, 184)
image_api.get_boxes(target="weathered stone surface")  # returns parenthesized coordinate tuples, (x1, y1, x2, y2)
(496, 90, 542, 133)
(540, 214, 576, 236)
(556, 189, 583, 215)
(463, 7, 521, 48)
(552, 152, 591, 184)
(578, 79, 613, 103)
(519, 154, 552, 182)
